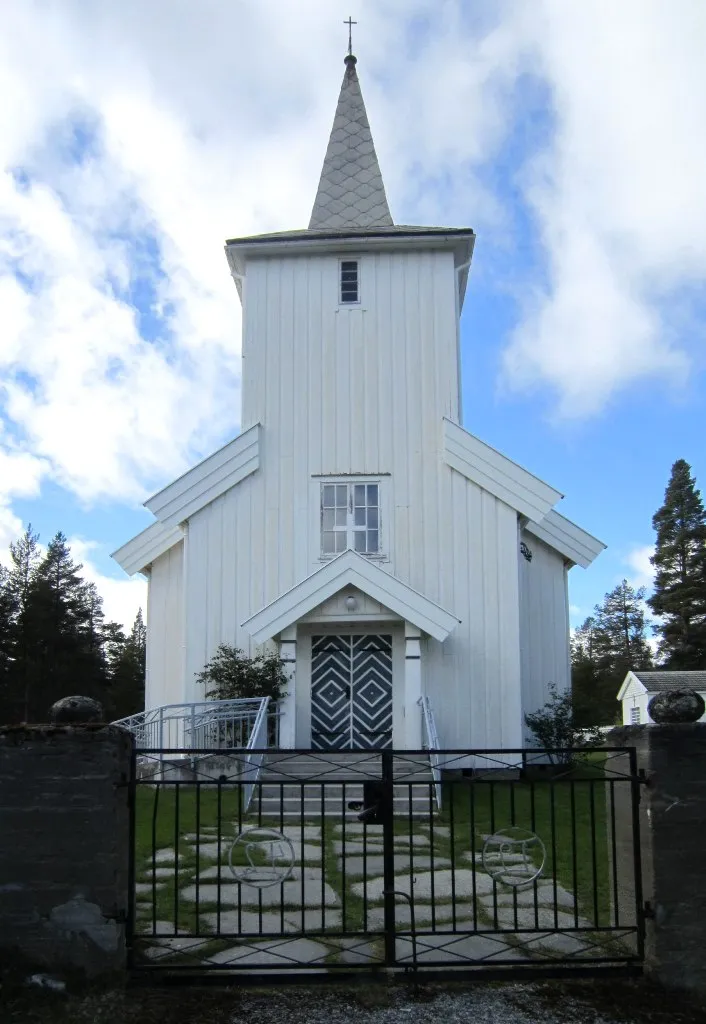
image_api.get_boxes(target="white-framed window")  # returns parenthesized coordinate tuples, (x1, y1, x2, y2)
(630, 706, 641, 725)
(339, 259, 359, 304)
(320, 481, 380, 556)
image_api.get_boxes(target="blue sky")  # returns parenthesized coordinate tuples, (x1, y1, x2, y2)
(1, 1, 705, 631)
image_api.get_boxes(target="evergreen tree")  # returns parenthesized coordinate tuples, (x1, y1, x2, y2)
(648, 459, 706, 668)
(571, 581, 652, 725)
(0, 565, 17, 721)
(109, 609, 146, 720)
(571, 616, 600, 727)
(4, 526, 43, 722)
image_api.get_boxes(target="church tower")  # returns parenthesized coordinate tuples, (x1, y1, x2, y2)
(115, 47, 603, 754)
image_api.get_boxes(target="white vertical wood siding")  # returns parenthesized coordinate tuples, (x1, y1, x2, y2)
(518, 530, 570, 739)
(152, 246, 526, 745)
(145, 542, 184, 710)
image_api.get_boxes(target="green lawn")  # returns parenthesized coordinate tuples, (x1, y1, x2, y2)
(132, 758, 619, 943)
(438, 762, 612, 925)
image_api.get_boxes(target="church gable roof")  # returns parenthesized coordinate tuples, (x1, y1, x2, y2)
(145, 423, 260, 528)
(241, 549, 460, 645)
(309, 55, 393, 230)
(525, 510, 605, 569)
(442, 418, 563, 524)
(111, 521, 183, 576)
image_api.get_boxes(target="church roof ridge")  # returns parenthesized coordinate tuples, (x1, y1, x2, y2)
(308, 52, 393, 230)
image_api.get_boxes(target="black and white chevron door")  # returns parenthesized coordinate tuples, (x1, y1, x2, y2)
(311, 634, 393, 750)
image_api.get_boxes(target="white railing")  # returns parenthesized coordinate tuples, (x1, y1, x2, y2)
(241, 696, 271, 813)
(112, 697, 271, 752)
(419, 694, 442, 810)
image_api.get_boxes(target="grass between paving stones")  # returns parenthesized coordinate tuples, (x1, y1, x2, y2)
(133, 770, 617, 967)
(439, 761, 612, 927)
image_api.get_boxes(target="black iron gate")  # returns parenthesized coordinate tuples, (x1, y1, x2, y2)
(128, 747, 645, 978)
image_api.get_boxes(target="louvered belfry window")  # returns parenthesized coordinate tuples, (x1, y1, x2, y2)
(321, 482, 379, 556)
(340, 260, 359, 303)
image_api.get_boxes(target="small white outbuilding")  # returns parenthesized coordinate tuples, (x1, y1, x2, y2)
(617, 670, 706, 725)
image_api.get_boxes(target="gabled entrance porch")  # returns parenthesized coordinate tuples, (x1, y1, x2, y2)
(241, 550, 460, 752)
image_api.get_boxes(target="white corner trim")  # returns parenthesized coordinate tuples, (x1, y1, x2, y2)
(525, 510, 606, 569)
(111, 521, 183, 576)
(442, 418, 563, 524)
(241, 549, 460, 645)
(617, 671, 647, 702)
(145, 423, 260, 527)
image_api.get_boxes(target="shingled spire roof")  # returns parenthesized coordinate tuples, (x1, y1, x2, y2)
(309, 54, 393, 230)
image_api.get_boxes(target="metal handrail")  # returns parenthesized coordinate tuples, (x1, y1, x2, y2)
(418, 694, 442, 810)
(242, 696, 271, 813)
(112, 697, 271, 752)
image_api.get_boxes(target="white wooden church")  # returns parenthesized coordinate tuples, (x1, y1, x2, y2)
(113, 51, 604, 752)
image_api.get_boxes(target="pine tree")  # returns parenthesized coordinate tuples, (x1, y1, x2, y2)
(4, 526, 43, 722)
(571, 581, 652, 725)
(0, 565, 17, 722)
(648, 460, 706, 668)
(571, 616, 600, 727)
(109, 609, 146, 720)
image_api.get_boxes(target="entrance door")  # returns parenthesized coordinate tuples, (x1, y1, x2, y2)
(311, 634, 393, 750)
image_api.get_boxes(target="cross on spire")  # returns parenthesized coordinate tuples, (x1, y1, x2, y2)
(344, 16, 357, 56)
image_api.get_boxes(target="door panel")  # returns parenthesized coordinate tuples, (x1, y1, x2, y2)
(311, 635, 351, 750)
(351, 634, 393, 749)
(311, 634, 393, 750)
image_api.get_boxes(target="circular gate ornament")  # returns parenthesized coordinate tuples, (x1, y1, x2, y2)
(482, 827, 545, 888)
(228, 827, 295, 888)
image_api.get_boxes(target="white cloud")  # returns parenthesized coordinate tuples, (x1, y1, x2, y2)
(624, 544, 656, 593)
(502, 0, 706, 415)
(0, 0, 704, 613)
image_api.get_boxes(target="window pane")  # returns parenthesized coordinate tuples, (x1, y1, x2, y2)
(354, 484, 366, 507)
(354, 531, 367, 552)
(322, 509, 335, 530)
(335, 532, 347, 553)
(354, 506, 366, 527)
(335, 507, 347, 527)
(336, 485, 347, 507)
(322, 485, 335, 508)
(322, 531, 335, 554)
(367, 530, 379, 553)
(367, 484, 378, 506)
(341, 261, 357, 272)
(368, 507, 378, 529)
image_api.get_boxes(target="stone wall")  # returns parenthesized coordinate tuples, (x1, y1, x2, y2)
(0, 724, 133, 979)
(608, 724, 706, 995)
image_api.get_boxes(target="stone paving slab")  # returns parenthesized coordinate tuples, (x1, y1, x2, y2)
(201, 909, 343, 933)
(135, 881, 166, 895)
(206, 937, 329, 966)
(137, 919, 195, 936)
(364, 903, 477, 929)
(338, 854, 452, 876)
(353, 869, 495, 903)
(187, 839, 322, 862)
(395, 932, 523, 963)
(338, 937, 383, 964)
(484, 905, 590, 930)
(142, 936, 210, 959)
(195, 865, 323, 883)
(146, 848, 183, 865)
(480, 883, 576, 910)
(180, 879, 339, 908)
(138, 867, 180, 880)
(524, 931, 590, 957)
(334, 823, 383, 835)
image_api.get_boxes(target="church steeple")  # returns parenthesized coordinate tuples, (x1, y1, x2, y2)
(309, 54, 393, 230)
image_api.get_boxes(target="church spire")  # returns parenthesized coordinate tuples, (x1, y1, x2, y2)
(308, 52, 393, 230)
